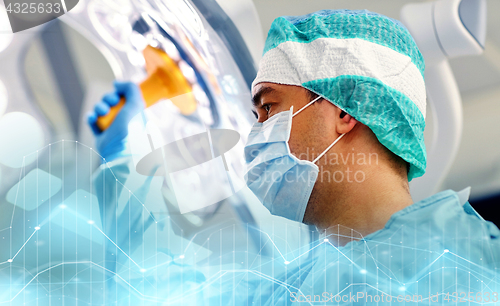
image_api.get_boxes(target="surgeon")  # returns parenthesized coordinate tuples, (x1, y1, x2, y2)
(89, 9, 500, 305)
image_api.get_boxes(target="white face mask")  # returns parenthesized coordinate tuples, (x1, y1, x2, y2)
(244, 97, 345, 222)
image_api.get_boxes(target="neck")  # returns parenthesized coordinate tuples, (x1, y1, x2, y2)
(305, 145, 413, 247)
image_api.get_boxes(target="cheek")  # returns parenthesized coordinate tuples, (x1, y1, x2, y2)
(288, 118, 322, 160)
(289, 114, 336, 161)
(287, 130, 303, 157)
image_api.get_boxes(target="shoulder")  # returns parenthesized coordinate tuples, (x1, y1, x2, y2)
(385, 190, 498, 234)
(363, 189, 500, 267)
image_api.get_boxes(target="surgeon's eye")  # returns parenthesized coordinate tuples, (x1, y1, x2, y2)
(263, 104, 271, 113)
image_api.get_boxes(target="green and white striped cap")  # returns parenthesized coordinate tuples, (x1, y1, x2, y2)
(253, 9, 427, 180)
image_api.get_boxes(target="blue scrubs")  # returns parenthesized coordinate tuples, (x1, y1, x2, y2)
(246, 190, 500, 305)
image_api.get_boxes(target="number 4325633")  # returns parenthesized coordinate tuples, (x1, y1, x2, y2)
(6, 2, 61, 14)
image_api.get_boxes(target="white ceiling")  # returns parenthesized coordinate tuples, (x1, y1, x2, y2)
(252, 0, 500, 200)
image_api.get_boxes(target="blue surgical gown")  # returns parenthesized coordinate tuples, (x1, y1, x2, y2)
(94, 158, 500, 305)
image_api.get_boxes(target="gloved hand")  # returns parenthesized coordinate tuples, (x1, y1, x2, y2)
(88, 81, 144, 162)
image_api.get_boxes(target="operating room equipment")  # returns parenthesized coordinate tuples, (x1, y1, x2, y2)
(401, 0, 487, 201)
(0, 0, 304, 303)
(95, 45, 197, 131)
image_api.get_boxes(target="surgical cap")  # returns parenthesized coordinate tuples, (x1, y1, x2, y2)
(252, 9, 427, 180)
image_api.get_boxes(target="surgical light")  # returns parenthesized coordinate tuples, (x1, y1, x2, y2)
(96, 45, 197, 130)
(87, 1, 133, 52)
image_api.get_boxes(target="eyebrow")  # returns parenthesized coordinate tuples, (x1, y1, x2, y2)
(252, 86, 276, 107)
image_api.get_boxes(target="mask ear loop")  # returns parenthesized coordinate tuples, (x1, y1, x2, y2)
(292, 96, 322, 118)
(313, 133, 346, 164)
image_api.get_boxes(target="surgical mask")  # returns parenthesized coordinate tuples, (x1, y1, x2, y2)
(244, 96, 345, 222)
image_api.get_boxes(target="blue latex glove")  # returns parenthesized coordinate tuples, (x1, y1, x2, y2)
(88, 81, 144, 162)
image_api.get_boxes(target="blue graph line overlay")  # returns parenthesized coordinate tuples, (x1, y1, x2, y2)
(0, 140, 498, 305)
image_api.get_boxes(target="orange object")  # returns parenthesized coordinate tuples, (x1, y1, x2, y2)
(96, 45, 197, 131)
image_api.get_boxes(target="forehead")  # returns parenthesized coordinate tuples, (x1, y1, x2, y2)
(252, 82, 305, 99)
(252, 82, 278, 97)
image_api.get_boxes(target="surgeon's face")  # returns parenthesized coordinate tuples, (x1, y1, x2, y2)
(251, 82, 344, 165)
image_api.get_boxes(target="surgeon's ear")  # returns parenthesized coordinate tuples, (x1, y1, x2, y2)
(337, 110, 357, 134)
